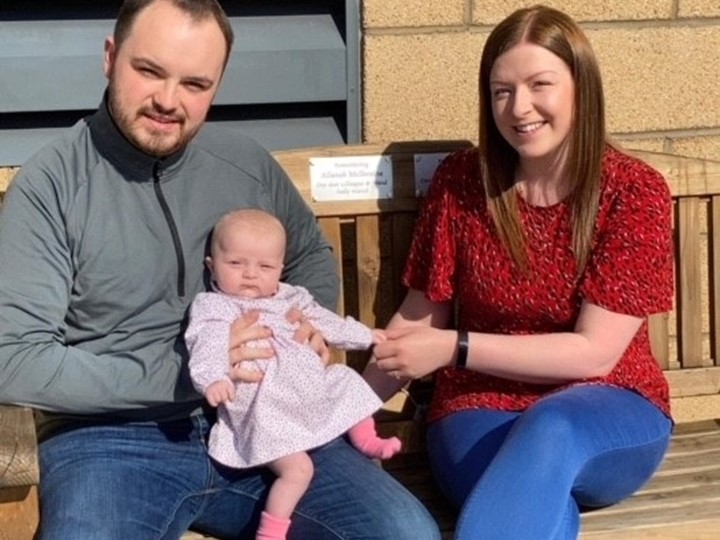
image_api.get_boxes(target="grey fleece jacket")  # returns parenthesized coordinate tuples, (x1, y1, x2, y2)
(0, 98, 338, 427)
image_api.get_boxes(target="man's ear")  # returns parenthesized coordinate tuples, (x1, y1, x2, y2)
(103, 37, 116, 79)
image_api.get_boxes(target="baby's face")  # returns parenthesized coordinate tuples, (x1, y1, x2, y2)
(209, 228, 284, 299)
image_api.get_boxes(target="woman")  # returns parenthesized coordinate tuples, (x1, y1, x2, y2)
(365, 5, 674, 539)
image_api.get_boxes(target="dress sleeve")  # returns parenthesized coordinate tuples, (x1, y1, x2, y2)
(580, 157, 674, 317)
(294, 286, 373, 349)
(185, 293, 236, 394)
(402, 150, 471, 302)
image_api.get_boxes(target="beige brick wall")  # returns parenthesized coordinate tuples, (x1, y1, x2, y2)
(362, 0, 720, 162)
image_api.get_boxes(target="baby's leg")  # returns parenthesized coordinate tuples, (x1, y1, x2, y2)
(348, 416, 401, 460)
(257, 452, 314, 540)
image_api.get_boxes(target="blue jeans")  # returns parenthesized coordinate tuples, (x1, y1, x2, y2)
(427, 386, 672, 540)
(38, 414, 440, 540)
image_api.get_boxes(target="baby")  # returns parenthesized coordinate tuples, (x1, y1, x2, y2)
(186, 209, 401, 540)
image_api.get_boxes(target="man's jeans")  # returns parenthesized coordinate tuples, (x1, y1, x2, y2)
(38, 413, 440, 540)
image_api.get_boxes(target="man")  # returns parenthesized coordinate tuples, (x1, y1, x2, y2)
(0, 1, 440, 539)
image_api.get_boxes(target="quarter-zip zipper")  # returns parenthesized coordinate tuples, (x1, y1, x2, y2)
(152, 162, 186, 297)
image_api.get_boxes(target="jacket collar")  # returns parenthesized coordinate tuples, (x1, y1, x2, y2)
(88, 91, 188, 181)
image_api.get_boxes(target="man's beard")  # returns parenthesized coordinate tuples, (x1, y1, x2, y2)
(107, 80, 200, 158)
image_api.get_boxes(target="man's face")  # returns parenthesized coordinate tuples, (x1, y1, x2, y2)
(103, 0, 227, 157)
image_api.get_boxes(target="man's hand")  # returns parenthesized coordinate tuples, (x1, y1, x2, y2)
(286, 307, 330, 365)
(228, 311, 274, 382)
(205, 380, 235, 407)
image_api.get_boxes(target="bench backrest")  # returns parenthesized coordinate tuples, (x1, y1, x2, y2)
(3, 143, 720, 400)
(271, 142, 720, 403)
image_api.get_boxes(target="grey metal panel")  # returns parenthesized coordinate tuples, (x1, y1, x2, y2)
(0, 20, 111, 113)
(218, 15, 346, 105)
(0, 15, 347, 113)
(0, 118, 345, 165)
(218, 117, 344, 151)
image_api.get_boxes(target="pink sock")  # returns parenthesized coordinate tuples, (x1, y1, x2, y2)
(348, 417, 402, 459)
(256, 511, 291, 540)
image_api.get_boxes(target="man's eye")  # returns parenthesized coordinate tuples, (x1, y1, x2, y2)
(184, 81, 208, 92)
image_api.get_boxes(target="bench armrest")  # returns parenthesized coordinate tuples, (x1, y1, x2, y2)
(0, 405, 39, 488)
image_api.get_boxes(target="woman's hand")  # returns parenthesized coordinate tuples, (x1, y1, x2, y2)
(228, 311, 273, 383)
(286, 307, 330, 365)
(373, 326, 457, 380)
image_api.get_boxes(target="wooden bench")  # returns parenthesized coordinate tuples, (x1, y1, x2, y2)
(2, 142, 720, 539)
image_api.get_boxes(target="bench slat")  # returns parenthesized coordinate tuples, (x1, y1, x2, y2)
(711, 196, 720, 364)
(318, 217, 347, 366)
(633, 150, 720, 197)
(677, 198, 705, 367)
(356, 215, 382, 329)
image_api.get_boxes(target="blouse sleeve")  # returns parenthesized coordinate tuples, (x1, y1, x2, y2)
(403, 149, 474, 302)
(580, 156, 674, 317)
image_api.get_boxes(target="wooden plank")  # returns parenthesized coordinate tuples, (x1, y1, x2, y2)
(632, 150, 720, 197)
(711, 196, 720, 366)
(356, 215, 381, 328)
(391, 213, 414, 311)
(676, 198, 705, 367)
(272, 141, 473, 216)
(318, 217, 346, 366)
(581, 495, 720, 532)
(648, 313, 669, 369)
(0, 486, 39, 540)
(581, 520, 720, 540)
(664, 366, 720, 397)
(0, 406, 39, 488)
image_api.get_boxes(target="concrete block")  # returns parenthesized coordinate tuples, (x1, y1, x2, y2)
(679, 0, 720, 17)
(363, 32, 486, 143)
(363, 0, 466, 29)
(589, 27, 720, 133)
(472, 0, 673, 24)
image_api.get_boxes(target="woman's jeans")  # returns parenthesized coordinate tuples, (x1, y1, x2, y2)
(427, 385, 672, 540)
(38, 413, 440, 540)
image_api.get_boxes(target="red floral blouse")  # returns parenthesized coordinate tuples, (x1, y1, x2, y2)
(403, 146, 674, 423)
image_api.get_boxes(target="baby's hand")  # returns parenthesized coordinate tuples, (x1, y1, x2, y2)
(205, 380, 235, 407)
(371, 329, 387, 345)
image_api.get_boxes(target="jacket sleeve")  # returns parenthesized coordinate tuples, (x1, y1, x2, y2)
(0, 166, 169, 413)
(265, 156, 340, 311)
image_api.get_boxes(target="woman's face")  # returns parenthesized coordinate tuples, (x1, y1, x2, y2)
(489, 42, 575, 167)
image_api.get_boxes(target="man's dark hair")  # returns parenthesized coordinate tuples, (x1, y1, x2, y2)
(114, 0, 234, 65)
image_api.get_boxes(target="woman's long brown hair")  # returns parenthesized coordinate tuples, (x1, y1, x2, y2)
(479, 5, 607, 274)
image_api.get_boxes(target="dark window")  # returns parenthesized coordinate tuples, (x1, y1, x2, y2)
(0, 0, 361, 165)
